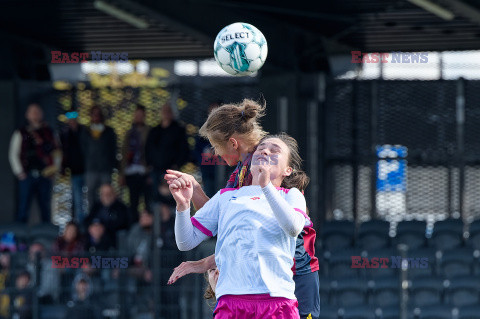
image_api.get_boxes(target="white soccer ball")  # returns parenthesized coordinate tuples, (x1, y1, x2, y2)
(214, 22, 268, 76)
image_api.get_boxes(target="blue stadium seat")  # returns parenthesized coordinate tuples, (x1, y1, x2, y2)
(364, 248, 399, 278)
(466, 219, 480, 250)
(39, 305, 68, 319)
(319, 276, 332, 306)
(418, 304, 455, 319)
(29, 223, 60, 248)
(405, 247, 437, 279)
(331, 277, 368, 307)
(340, 305, 377, 319)
(439, 248, 474, 278)
(409, 275, 445, 307)
(444, 275, 480, 307)
(357, 220, 391, 251)
(321, 220, 355, 251)
(369, 276, 400, 307)
(393, 220, 427, 250)
(377, 305, 417, 319)
(458, 305, 480, 319)
(430, 218, 465, 250)
(326, 248, 364, 279)
(319, 305, 339, 319)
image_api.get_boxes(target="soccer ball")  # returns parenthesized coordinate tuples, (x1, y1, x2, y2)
(214, 22, 268, 76)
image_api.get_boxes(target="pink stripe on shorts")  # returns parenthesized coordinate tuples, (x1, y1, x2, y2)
(213, 294, 300, 319)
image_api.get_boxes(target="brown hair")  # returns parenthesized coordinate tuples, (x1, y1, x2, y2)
(199, 98, 268, 151)
(261, 132, 310, 193)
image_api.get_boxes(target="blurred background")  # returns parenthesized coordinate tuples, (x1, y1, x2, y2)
(1, 0, 480, 318)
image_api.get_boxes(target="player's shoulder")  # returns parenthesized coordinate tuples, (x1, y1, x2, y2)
(275, 186, 303, 197)
(219, 187, 239, 195)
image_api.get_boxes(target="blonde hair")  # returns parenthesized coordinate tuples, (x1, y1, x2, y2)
(261, 133, 310, 193)
(199, 98, 268, 151)
(203, 272, 216, 309)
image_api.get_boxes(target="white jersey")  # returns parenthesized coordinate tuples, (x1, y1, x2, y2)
(191, 184, 308, 300)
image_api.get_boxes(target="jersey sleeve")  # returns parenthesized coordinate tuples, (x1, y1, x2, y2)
(191, 190, 222, 237)
(285, 188, 312, 228)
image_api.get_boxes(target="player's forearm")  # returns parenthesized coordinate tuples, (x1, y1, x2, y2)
(262, 182, 305, 237)
(191, 184, 209, 210)
(202, 254, 216, 269)
(174, 207, 208, 251)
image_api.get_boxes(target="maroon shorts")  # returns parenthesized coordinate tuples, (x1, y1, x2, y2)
(213, 294, 300, 319)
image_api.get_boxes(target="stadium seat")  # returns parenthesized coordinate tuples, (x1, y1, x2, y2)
(331, 277, 368, 307)
(319, 276, 332, 306)
(418, 304, 455, 319)
(364, 248, 399, 278)
(405, 247, 437, 279)
(39, 305, 68, 319)
(326, 248, 364, 279)
(408, 275, 445, 307)
(29, 223, 60, 247)
(393, 220, 427, 250)
(444, 275, 480, 307)
(377, 305, 417, 319)
(430, 218, 465, 250)
(357, 219, 391, 251)
(319, 305, 339, 319)
(339, 305, 377, 319)
(458, 305, 480, 319)
(321, 220, 355, 251)
(438, 248, 474, 278)
(369, 276, 400, 307)
(466, 219, 480, 250)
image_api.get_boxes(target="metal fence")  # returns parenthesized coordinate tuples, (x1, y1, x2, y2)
(324, 79, 480, 226)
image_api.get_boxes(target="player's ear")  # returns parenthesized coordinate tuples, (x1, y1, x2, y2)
(228, 137, 238, 150)
(283, 166, 293, 177)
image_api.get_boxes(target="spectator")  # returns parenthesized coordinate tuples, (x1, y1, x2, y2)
(9, 103, 61, 223)
(84, 184, 129, 247)
(119, 104, 151, 224)
(81, 106, 117, 210)
(159, 204, 176, 251)
(25, 242, 60, 303)
(145, 103, 189, 204)
(0, 252, 11, 318)
(64, 275, 101, 319)
(10, 271, 32, 319)
(60, 112, 86, 224)
(193, 102, 221, 197)
(126, 210, 153, 281)
(52, 222, 84, 256)
(84, 219, 113, 254)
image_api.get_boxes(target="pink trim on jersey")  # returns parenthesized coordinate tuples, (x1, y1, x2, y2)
(191, 217, 213, 237)
(220, 188, 238, 194)
(275, 187, 290, 193)
(294, 208, 313, 228)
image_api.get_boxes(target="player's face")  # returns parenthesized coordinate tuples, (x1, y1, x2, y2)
(207, 267, 219, 292)
(252, 137, 292, 180)
(211, 140, 240, 166)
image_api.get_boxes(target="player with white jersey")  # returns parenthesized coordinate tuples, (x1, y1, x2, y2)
(170, 134, 309, 319)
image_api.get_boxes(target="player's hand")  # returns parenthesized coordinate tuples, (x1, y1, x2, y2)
(167, 260, 209, 285)
(251, 155, 272, 188)
(165, 169, 200, 190)
(169, 177, 193, 211)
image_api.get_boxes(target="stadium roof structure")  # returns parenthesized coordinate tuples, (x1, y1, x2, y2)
(1, 0, 480, 71)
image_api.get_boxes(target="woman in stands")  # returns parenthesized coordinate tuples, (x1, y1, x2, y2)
(166, 99, 320, 319)
(171, 133, 308, 318)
